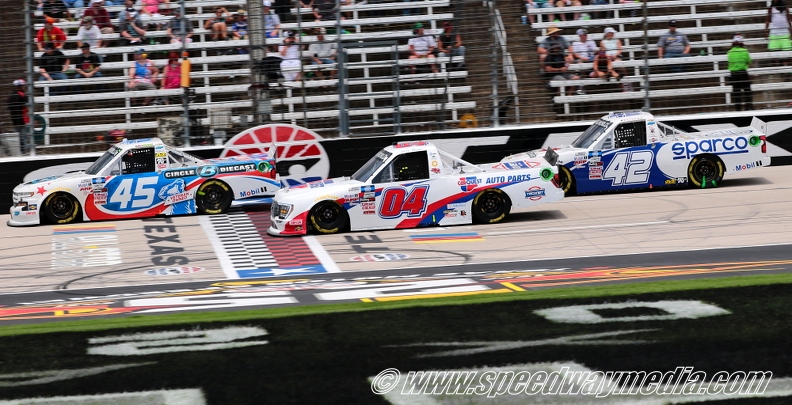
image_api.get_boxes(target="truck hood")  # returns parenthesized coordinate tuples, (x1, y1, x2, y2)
(17, 171, 87, 189)
(274, 177, 363, 200)
(502, 146, 587, 166)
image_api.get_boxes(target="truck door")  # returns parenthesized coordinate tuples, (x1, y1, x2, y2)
(373, 151, 432, 225)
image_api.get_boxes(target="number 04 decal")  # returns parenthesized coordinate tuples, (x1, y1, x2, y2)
(603, 151, 654, 186)
(378, 186, 429, 219)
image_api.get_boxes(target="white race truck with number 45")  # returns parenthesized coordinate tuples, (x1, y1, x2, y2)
(503, 111, 770, 195)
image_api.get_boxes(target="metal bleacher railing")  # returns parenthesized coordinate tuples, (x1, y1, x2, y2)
(3, 0, 792, 155)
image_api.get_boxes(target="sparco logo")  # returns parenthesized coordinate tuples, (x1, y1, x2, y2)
(671, 137, 749, 160)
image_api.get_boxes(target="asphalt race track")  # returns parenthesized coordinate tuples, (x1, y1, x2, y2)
(1, 165, 790, 323)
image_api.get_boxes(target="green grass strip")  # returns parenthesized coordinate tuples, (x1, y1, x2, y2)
(3, 272, 792, 337)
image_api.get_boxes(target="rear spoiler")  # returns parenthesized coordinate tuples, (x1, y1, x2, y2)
(543, 148, 559, 167)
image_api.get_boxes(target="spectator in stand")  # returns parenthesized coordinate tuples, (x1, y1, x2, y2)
(313, 0, 343, 21)
(279, 31, 303, 82)
(554, 0, 582, 22)
(231, 10, 248, 40)
(76, 16, 102, 49)
(600, 26, 629, 90)
(73, 43, 103, 92)
(38, 43, 70, 95)
(205, 7, 231, 41)
(728, 35, 753, 111)
(74, 43, 102, 80)
(543, 44, 581, 96)
(161, 52, 181, 104)
(590, 49, 619, 81)
(82, 0, 115, 46)
(437, 22, 466, 71)
(263, 1, 281, 51)
(538, 25, 572, 66)
(167, 8, 193, 44)
(128, 49, 159, 106)
(570, 28, 597, 63)
(766, 0, 792, 63)
(231, 10, 249, 54)
(6, 79, 31, 155)
(408, 23, 438, 74)
(41, 0, 72, 22)
(525, 0, 554, 26)
(36, 17, 66, 51)
(140, 0, 169, 30)
(657, 20, 690, 73)
(118, 6, 147, 46)
(308, 27, 337, 80)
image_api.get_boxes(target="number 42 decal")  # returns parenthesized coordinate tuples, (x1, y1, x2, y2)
(603, 151, 654, 186)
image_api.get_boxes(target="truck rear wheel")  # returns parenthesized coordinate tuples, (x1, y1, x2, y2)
(196, 179, 233, 214)
(688, 155, 724, 188)
(472, 189, 511, 224)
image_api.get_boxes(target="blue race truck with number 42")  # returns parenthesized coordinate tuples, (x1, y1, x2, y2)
(502, 111, 770, 195)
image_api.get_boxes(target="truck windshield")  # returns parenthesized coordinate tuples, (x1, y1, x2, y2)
(572, 119, 611, 148)
(351, 149, 392, 181)
(85, 146, 122, 175)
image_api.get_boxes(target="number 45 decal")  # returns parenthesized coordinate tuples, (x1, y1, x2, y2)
(603, 151, 654, 186)
(378, 186, 429, 219)
(109, 177, 159, 209)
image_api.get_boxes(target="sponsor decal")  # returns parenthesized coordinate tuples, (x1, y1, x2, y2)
(314, 194, 340, 202)
(28, 204, 37, 211)
(503, 160, 542, 170)
(361, 202, 376, 210)
(351, 253, 410, 262)
(219, 163, 256, 174)
(524, 187, 546, 200)
(393, 141, 429, 148)
(289, 219, 303, 226)
(735, 160, 763, 171)
(431, 160, 438, 167)
(144, 266, 205, 276)
(431, 167, 441, 174)
(164, 169, 197, 179)
(239, 187, 267, 198)
(27, 175, 60, 185)
(671, 137, 750, 160)
(588, 151, 603, 159)
(36, 186, 47, 195)
(665, 178, 677, 185)
(258, 161, 274, 172)
(589, 165, 603, 180)
(198, 166, 218, 177)
(447, 202, 466, 209)
(458, 176, 480, 191)
(360, 185, 375, 192)
(485, 176, 505, 184)
(363, 210, 375, 215)
(344, 194, 360, 205)
(159, 180, 196, 214)
(93, 192, 108, 204)
(443, 209, 457, 217)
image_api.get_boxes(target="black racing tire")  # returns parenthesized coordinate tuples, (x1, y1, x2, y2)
(196, 179, 233, 215)
(688, 155, 725, 189)
(472, 188, 511, 224)
(43, 193, 81, 224)
(558, 165, 576, 196)
(309, 201, 348, 234)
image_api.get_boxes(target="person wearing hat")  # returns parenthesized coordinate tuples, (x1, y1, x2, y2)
(6, 79, 31, 155)
(728, 35, 753, 111)
(538, 25, 573, 66)
(279, 32, 303, 82)
(82, 0, 116, 41)
(167, 8, 194, 44)
(231, 10, 249, 40)
(128, 48, 159, 106)
(263, 0, 282, 51)
(657, 19, 690, 73)
(308, 27, 337, 80)
(437, 22, 466, 70)
(35, 16, 66, 51)
(41, 0, 72, 22)
(119, 2, 147, 46)
(76, 16, 102, 49)
(571, 28, 597, 63)
(543, 43, 581, 96)
(408, 23, 438, 74)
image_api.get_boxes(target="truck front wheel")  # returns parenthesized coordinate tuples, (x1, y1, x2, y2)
(688, 155, 724, 188)
(472, 189, 511, 224)
(558, 166, 576, 196)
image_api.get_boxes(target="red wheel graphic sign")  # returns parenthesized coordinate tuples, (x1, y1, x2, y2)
(221, 124, 330, 186)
